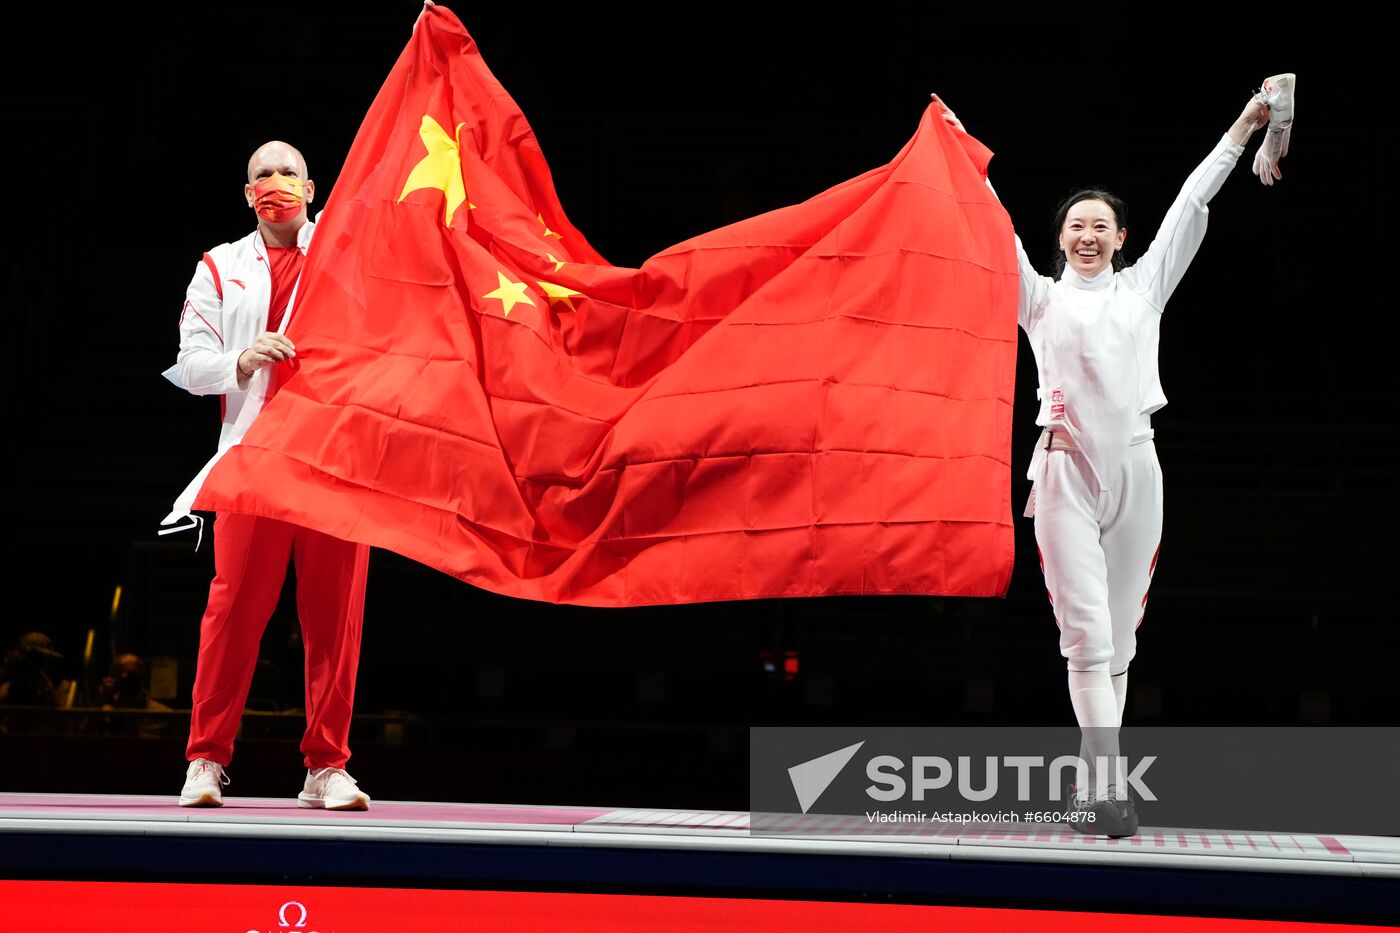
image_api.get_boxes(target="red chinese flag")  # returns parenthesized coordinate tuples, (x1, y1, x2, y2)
(194, 6, 1018, 606)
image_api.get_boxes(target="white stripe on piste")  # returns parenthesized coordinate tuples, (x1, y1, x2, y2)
(608, 809, 665, 826)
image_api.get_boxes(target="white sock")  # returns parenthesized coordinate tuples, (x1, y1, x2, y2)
(1111, 670, 1128, 726)
(1069, 667, 1123, 798)
(1068, 668, 1118, 728)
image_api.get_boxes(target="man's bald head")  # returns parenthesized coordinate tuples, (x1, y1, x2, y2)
(246, 140, 308, 183)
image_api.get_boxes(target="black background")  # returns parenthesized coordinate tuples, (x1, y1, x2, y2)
(1, 5, 1392, 803)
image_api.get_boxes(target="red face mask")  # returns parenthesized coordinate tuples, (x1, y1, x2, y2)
(250, 173, 305, 223)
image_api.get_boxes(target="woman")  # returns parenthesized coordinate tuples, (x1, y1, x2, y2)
(935, 81, 1288, 836)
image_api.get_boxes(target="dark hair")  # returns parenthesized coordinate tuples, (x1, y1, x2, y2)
(1052, 188, 1129, 279)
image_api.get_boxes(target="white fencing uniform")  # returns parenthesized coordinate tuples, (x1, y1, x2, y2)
(1018, 135, 1244, 674)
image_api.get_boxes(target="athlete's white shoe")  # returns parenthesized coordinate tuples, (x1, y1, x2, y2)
(298, 767, 370, 811)
(179, 758, 229, 807)
(1252, 73, 1295, 186)
(1068, 783, 1139, 838)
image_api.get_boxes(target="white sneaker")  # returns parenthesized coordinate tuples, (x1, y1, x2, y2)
(298, 766, 370, 811)
(179, 758, 229, 807)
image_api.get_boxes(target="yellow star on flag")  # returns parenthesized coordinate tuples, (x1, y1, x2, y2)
(399, 115, 470, 227)
(537, 280, 582, 312)
(546, 253, 567, 272)
(482, 271, 535, 317)
(537, 213, 563, 239)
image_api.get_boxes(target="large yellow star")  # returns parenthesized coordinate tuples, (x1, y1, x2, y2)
(398, 115, 469, 227)
(537, 213, 563, 239)
(482, 271, 535, 317)
(537, 280, 582, 312)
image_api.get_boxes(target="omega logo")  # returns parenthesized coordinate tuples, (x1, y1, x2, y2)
(280, 902, 308, 928)
(245, 900, 334, 933)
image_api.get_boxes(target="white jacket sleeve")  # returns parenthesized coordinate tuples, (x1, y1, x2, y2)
(985, 179, 1050, 333)
(1125, 134, 1245, 311)
(1013, 234, 1051, 333)
(176, 260, 245, 395)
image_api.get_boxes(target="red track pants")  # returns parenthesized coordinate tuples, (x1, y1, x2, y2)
(185, 513, 369, 770)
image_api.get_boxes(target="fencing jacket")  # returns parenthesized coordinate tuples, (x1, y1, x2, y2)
(1018, 135, 1244, 502)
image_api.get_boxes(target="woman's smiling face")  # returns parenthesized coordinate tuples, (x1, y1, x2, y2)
(1058, 198, 1126, 277)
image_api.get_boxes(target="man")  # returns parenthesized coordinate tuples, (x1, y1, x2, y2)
(0, 632, 66, 707)
(171, 141, 370, 810)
